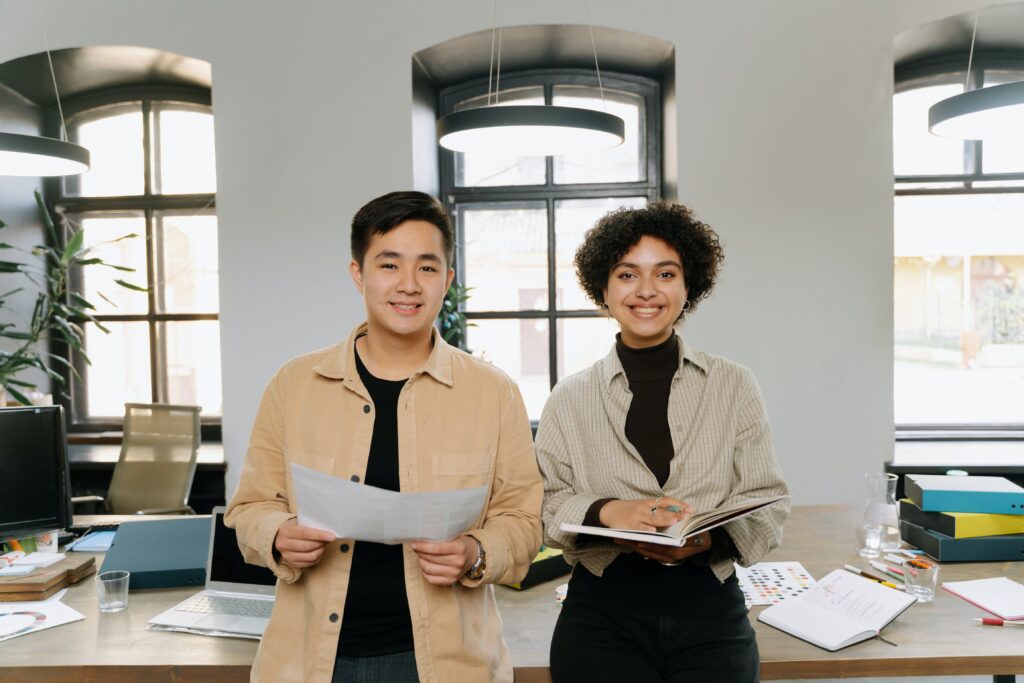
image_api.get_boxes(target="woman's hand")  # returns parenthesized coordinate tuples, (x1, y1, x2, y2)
(614, 531, 713, 564)
(598, 496, 689, 532)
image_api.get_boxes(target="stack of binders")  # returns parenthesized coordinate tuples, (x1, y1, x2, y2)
(899, 474, 1024, 562)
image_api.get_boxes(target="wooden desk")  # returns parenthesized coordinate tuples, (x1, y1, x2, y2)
(2, 506, 1022, 682)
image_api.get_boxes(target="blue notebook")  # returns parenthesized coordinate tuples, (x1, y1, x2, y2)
(904, 474, 1024, 514)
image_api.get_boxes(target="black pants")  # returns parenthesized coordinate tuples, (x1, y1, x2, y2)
(550, 554, 759, 683)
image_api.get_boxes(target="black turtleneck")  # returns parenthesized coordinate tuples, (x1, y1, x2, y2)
(583, 333, 679, 527)
(617, 333, 679, 486)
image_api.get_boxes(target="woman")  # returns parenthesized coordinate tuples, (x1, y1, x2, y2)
(536, 202, 789, 683)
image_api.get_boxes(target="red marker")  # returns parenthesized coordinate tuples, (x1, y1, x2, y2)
(975, 618, 1024, 627)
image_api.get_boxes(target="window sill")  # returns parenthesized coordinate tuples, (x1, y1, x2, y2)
(893, 439, 1024, 467)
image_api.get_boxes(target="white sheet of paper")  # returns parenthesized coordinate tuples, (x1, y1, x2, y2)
(290, 463, 488, 544)
(0, 598, 84, 642)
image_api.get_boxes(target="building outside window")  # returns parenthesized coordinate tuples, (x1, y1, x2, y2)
(440, 70, 662, 420)
(51, 88, 221, 433)
(893, 64, 1024, 433)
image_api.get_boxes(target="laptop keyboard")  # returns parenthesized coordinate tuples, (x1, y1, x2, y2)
(178, 594, 273, 619)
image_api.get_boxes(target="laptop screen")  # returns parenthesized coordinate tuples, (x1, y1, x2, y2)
(209, 510, 278, 588)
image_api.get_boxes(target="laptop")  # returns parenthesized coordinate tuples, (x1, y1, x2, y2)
(148, 506, 277, 638)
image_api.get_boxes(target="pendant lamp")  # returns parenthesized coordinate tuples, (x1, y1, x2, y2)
(437, 3, 625, 156)
(0, 132, 90, 176)
(928, 9, 1024, 140)
(0, 34, 90, 176)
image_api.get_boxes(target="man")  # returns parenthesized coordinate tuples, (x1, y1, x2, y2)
(226, 191, 542, 683)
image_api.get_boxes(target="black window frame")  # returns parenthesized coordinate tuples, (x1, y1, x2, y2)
(894, 55, 1024, 441)
(44, 85, 221, 440)
(439, 69, 662, 419)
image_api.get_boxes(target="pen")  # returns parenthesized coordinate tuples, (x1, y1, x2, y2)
(975, 618, 1024, 627)
(843, 564, 905, 590)
(869, 560, 904, 578)
(883, 553, 907, 564)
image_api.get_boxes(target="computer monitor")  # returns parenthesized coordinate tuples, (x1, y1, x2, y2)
(0, 405, 72, 542)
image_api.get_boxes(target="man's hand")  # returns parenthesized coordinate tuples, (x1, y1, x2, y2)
(273, 518, 335, 568)
(598, 496, 689, 532)
(614, 531, 713, 564)
(410, 536, 478, 586)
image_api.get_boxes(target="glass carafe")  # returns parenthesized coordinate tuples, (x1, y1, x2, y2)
(859, 472, 901, 552)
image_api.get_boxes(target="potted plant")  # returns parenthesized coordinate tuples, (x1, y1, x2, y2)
(0, 191, 141, 406)
(439, 282, 474, 351)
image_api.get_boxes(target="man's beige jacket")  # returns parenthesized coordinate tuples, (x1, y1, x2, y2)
(226, 323, 543, 683)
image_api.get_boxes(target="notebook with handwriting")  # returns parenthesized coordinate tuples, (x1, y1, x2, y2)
(757, 569, 916, 651)
(559, 494, 787, 547)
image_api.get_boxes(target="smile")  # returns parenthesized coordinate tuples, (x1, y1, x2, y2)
(390, 302, 423, 313)
(629, 306, 663, 316)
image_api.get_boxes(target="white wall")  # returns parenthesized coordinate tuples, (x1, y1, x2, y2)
(0, 0, 1009, 504)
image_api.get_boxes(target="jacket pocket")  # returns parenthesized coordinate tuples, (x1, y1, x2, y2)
(433, 451, 492, 492)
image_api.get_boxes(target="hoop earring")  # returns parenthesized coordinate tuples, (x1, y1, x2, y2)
(681, 301, 691, 319)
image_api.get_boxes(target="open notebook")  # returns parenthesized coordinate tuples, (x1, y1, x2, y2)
(758, 569, 916, 651)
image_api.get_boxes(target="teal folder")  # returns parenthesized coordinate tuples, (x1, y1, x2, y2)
(904, 474, 1024, 514)
(899, 520, 1024, 562)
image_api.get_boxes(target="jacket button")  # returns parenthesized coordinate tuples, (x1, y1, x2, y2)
(350, 475, 360, 483)
(339, 543, 350, 553)
(329, 613, 339, 623)
(363, 404, 371, 414)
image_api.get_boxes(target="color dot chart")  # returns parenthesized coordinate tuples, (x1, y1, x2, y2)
(735, 561, 816, 607)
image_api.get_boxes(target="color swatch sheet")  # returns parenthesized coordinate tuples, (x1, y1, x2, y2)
(736, 561, 816, 607)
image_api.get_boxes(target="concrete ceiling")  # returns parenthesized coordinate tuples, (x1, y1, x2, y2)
(0, 45, 211, 107)
(896, 3, 1024, 69)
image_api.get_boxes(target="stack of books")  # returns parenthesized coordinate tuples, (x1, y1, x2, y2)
(898, 474, 1024, 562)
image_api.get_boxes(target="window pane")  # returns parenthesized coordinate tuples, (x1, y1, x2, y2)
(154, 212, 219, 314)
(82, 322, 151, 418)
(454, 87, 546, 187)
(458, 202, 547, 312)
(554, 197, 648, 310)
(154, 104, 217, 194)
(75, 214, 148, 315)
(558, 317, 619, 379)
(893, 84, 965, 176)
(465, 318, 549, 420)
(894, 194, 1024, 424)
(552, 86, 644, 184)
(71, 103, 144, 197)
(980, 70, 1024, 174)
(159, 321, 222, 416)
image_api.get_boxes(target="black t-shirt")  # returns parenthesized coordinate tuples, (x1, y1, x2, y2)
(335, 347, 413, 656)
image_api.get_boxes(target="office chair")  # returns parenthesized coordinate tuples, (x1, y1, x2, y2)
(72, 403, 202, 515)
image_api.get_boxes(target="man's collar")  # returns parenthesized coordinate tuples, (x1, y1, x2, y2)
(313, 322, 454, 387)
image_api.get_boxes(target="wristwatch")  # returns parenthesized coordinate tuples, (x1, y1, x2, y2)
(464, 536, 486, 580)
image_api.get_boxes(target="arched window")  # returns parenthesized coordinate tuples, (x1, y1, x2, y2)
(894, 59, 1024, 434)
(52, 86, 221, 432)
(439, 69, 662, 420)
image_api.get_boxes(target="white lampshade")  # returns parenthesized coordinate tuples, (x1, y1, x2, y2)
(0, 132, 90, 176)
(438, 105, 625, 156)
(929, 80, 1024, 140)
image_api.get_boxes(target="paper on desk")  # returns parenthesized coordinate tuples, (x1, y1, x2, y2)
(290, 463, 488, 544)
(66, 530, 116, 552)
(12, 552, 64, 567)
(0, 594, 83, 642)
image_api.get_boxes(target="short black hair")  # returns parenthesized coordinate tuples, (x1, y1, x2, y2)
(350, 191, 454, 267)
(574, 201, 724, 314)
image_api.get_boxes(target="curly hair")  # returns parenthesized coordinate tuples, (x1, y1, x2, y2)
(573, 202, 724, 315)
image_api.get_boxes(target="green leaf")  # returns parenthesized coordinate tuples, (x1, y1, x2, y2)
(5, 378, 37, 388)
(34, 190, 58, 245)
(0, 243, 13, 249)
(0, 331, 32, 340)
(62, 229, 85, 264)
(0, 287, 24, 299)
(74, 257, 103, 266)
(0, 260, 24, 273)
(70, 292, 95, 310)
(4, 384, 32, 406)
(114, 279, 148, 292)
(109, 233, 140, 243)
(101, 263, 135, 272)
